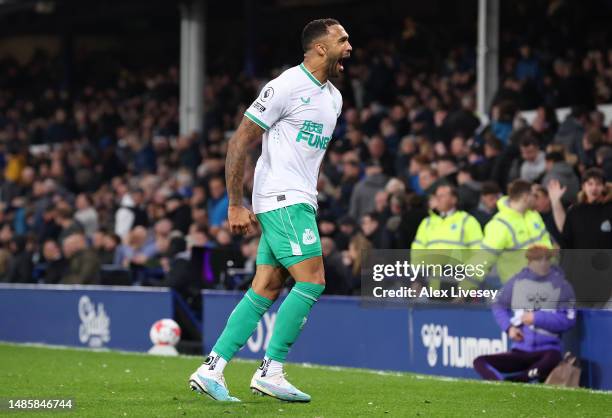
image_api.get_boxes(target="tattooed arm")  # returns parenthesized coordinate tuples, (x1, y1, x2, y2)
(225, 116, 263, 234)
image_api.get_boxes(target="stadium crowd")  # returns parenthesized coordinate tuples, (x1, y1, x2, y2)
(1, 17, 612, 300)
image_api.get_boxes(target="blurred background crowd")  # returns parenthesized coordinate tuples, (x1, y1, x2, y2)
(1, 0, 612, 301)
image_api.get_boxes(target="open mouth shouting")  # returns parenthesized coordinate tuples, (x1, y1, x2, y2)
(336, 53, 350, 74)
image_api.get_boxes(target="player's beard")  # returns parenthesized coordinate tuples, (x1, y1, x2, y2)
(327, 56, 342, 78)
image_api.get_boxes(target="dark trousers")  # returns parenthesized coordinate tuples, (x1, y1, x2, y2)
(473, 349, 562, 382)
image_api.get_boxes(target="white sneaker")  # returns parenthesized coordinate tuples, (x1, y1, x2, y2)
(250, 361, 311, 402)
(189, 364, 240, 402)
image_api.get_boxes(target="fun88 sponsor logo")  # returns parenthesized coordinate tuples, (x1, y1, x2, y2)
(421, 323, 508, 368)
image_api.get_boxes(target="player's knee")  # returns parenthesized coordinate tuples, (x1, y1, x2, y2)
(311, 276, 326, 286)
(252, 280, 283, 301)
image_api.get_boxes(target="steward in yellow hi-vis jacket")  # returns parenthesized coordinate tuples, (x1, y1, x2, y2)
(411, 184, 483, 291)
(479, 180, 553, 283)
(411, 209, 483, 250)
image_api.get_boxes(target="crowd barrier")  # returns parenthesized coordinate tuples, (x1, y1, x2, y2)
(202, 290, 612, 390)
(0, 284, 173, 352)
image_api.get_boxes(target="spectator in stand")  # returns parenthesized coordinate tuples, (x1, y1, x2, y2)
(166, 194, 192, 235)
(417, 166, 439, 196)
(338, 152, 361, 213)
(475, 135, 503, 182)
(489, 101, 516, 145)
(554, 106, 589, 153)
(0, 247, 10, 281)
(596, 146, 612, 181)
(74, 193, 99, 239)
(531, 184, 562, 245)
(372, 190, 391, 224)
(155, 236, 199, 305)
(509, 134, 546, 183)
(116, 226, 157, 268)
(443, 95, 481, 140)
(55, 205, 84, 244)
(548, 168, 612, 248)
(435, 156, 459, 186)
(394, 136, 417, 179)
(114, 183, 138, 239)
(541, 151, 579, 205)
(127, 132, 157, 175)
(2, 235, 33, 283)
(472, 181, 501, 228)
(360, 212, 390, 249)
(60, 233, 100, 284)
(576, 128, 602, 170)
(531, 106, 559, 146)
(407, 155, 430, 194)
(321, 237, 351, 295)
(102, 233, 122, 266)
(474, 246, 576, 383)
(41, 239, 67, 284)
(349, 162, 388, 221)
(448, 138, 469, 168)
(130, 188, 150, 228)
(342, 233, 372, 293)
(335, 215, 357, 251)
(365, 135, 394, 177)
(206, 176, 229, 232)
(389, 193, 428, 249)
(456, 164, 481, 212)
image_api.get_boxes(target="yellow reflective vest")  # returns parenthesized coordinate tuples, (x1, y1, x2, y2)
(480, 196, 553, 282)
(411, 210, 483, 290)
(411, 210, 483, 250)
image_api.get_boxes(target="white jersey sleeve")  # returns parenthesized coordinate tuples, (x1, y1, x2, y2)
(245, 79, 290, 131)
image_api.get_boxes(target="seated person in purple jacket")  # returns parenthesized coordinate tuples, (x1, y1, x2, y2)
(473, 245, 576, 382)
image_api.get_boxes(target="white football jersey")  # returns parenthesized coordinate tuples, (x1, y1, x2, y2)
(244, 63, 343, 214)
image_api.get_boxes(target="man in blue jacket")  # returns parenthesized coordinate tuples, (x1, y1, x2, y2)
(473, 245, 576, 382)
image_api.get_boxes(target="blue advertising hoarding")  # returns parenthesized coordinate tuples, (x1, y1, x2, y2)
(0, 284, 173, 352)
(203, 291, 411, 371)
(202, 290, 612, 390)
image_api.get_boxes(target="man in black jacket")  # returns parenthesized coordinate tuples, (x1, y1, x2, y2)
(549, 168, 612, 249)
(41, 239, 68, 284)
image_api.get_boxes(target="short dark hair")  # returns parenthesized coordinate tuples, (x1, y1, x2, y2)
(481, 181, 501, 196)
(532, 184, 548, 197)
(301, 18, 340, 52)
(545, 151, 565, 163)
(484, 135, 503, 152)
(362, 212, 380, 223)
(55, 206, 74, 220)
(434, 182, 458, 199)
(520, 134, 539, 148)
(582, 167, 605, 184)
(508, 179, 532, 200)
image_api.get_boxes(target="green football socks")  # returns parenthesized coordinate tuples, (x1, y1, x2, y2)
(212, 288, 274, 361)
(266, 282, 325, 362)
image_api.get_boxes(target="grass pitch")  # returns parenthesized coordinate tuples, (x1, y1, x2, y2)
(0, 343, 610, 417)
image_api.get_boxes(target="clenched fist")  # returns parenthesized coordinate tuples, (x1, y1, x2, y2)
(228, 205, 258, 235)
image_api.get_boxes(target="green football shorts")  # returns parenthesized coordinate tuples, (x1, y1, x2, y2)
(256, 203, 322, 269)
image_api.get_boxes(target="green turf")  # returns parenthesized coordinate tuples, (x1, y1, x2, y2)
(0, 343, 610, 417)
